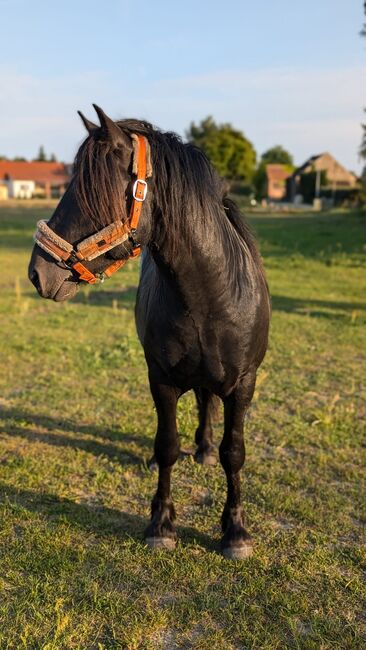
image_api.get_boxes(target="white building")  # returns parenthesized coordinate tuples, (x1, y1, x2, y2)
(5, 179, 36, 199)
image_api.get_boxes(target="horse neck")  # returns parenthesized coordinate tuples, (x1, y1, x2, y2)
(149, 203, 252, 310)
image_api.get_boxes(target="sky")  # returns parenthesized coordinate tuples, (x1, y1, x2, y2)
(0, 0, 365, 171)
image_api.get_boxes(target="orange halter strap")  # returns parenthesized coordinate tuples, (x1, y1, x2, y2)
(34, 134, 149, 285)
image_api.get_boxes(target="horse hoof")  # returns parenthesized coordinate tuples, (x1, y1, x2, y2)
(221, 543, 253, 560)
(145, 537, 176, 551)
(194, 449, 217, 466)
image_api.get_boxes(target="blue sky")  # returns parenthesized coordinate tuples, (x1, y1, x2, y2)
(0, 0, 364, 170)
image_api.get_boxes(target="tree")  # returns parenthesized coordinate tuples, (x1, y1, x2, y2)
(359, 166, 366, 204)
(359, 134, 366, 204)
(186, 117, 256, 183)
(361, 1, 366, 37)
(252, 163, 268, 200)
(34, 146, 47, 162)
(360, 111, 366, 161)
(260, 145, 294, 166)
(49, 153, 57, 162)
(359, 3, 366, 204)
(360, 4, 366, 160)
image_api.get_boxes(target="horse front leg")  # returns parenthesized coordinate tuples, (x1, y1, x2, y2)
(194, 388, 218, 465)
(219, 368, 256, 560)
(144, 380, 181, 550)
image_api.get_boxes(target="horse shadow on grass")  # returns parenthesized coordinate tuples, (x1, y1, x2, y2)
(0, 408, 218, 551)
(0, 482, 217, 551)
(0, 405, 153, 466)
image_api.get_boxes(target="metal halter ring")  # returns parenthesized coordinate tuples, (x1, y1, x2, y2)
(132, 179, 148, 202)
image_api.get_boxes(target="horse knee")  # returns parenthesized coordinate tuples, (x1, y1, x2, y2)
(219, 434, 245, 474)
(154, 432, 180, 467)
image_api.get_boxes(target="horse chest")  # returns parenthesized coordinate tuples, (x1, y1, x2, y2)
(144, 310, 246, 391)
(135, 252, 266, 392)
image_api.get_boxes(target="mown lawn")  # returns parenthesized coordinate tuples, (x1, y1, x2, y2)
(0, 201, 365, 649)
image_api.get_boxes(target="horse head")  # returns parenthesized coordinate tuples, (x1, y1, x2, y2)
(28, 105, 152, 301)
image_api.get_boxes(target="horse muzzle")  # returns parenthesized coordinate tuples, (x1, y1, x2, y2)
(28, 246, 78, 302)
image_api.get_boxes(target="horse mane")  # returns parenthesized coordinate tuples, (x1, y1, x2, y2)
(116, 120, 223, 257)
(222, 195, 267, 278)
(73, 118, 261, 264)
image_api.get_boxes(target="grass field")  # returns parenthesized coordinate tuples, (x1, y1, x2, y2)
(0, 201, 365, 649)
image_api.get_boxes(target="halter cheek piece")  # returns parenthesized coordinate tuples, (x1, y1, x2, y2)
(34, 134, 150, 285)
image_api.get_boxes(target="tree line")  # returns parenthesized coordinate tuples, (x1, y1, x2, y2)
(0, 146, 57, 163)
(359, 1, 366, 201)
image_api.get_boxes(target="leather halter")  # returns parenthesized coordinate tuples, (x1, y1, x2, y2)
(34, 134, 149, 285)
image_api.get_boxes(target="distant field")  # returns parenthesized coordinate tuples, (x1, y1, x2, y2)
(0, 201, 365, 649)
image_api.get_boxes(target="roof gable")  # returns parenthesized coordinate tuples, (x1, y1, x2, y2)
(292, 153, 357, 186)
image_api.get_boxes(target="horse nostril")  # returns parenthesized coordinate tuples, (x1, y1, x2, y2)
(30, 269, 41, 291)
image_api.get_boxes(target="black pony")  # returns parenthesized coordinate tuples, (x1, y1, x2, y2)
(29, 106, 270, 559)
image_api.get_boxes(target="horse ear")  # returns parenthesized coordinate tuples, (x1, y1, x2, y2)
(77, 111, 98, 133)
(92, 104, 129, 148)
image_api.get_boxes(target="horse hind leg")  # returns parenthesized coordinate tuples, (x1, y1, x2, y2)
(194, 388, 219, 466)
(144, 380, 181, 550)
(148, 388, 218, 470)
(219, 367, 256, 560)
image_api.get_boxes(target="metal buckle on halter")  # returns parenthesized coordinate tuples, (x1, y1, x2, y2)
(129, 228, 141, 249)
(132, 179, 147, 202)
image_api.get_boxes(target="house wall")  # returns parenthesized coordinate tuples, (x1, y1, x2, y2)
(7, 180, 36, 199)
(268, 179, 287, 200)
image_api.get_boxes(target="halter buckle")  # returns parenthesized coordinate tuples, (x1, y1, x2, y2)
(132, 179, 147, 202)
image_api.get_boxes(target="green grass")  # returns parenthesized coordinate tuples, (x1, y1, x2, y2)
(0, 201, 365, 649)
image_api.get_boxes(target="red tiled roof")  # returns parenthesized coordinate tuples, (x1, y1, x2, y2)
(265, 164, 292, 182)
(0, 161, 71, 185)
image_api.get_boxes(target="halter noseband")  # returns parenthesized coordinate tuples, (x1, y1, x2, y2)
(34, 134, 150, 285)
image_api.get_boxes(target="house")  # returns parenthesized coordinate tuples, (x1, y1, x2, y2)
(287, 153, 358, 203)
(0, 161, 71, 199)
(265, 164, 292, 200)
